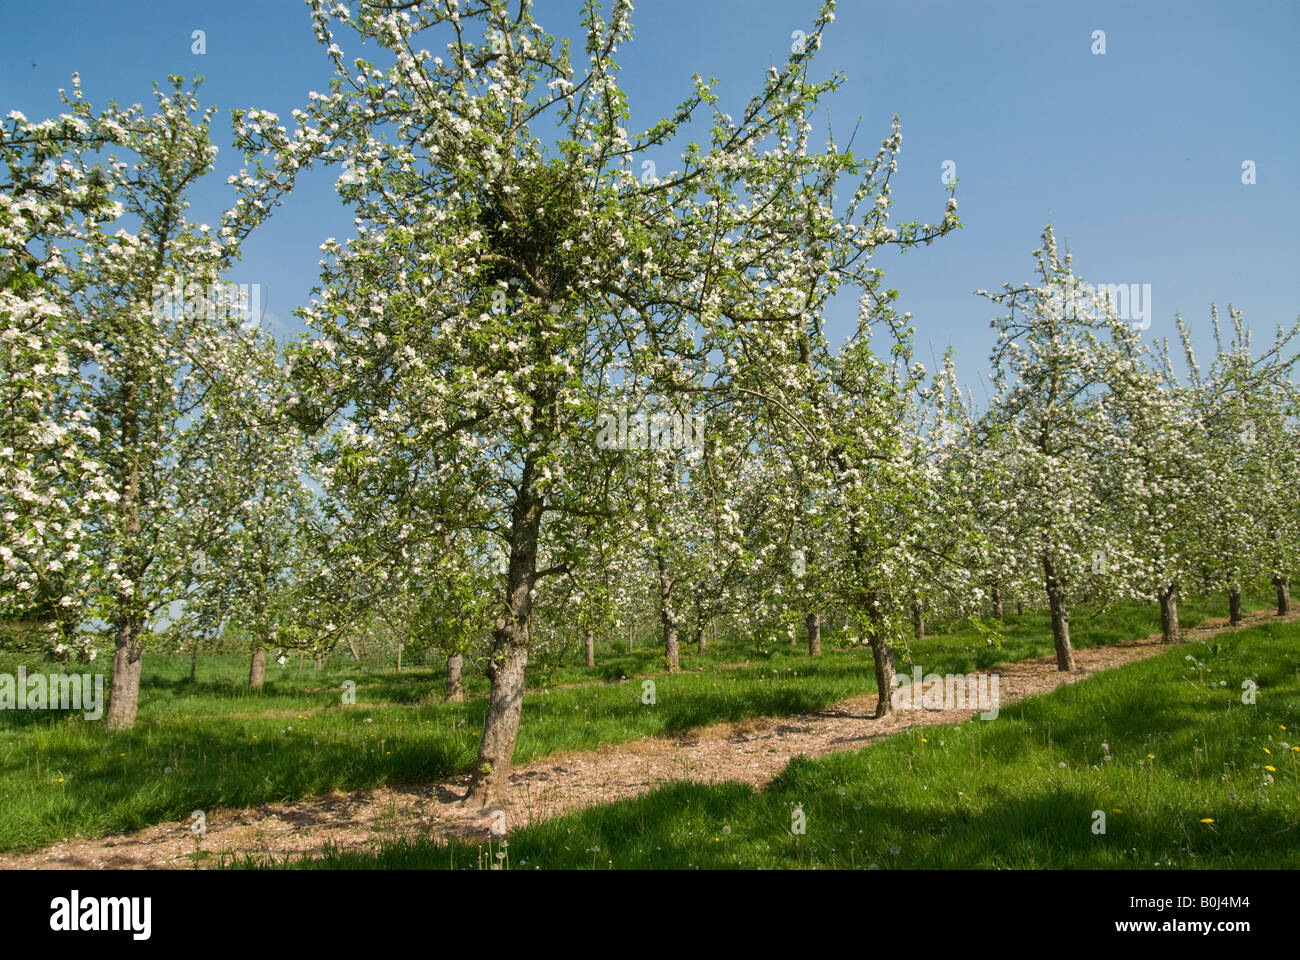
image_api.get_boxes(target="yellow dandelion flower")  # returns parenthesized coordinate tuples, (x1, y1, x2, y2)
(1200, 818, 1215, 824)
(1265, 765, 1276, 772)
(1264, 747, 1271, 754)
(920, 738, 928, 743)
(1147, 753, 1155, 759)
(1112, 808, 1123, 814)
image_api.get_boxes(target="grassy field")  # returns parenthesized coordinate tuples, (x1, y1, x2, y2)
(0, 591, 1275, 853)
(261, 617, 1300, 870)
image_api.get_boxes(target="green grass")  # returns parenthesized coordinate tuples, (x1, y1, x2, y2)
(0, 591, 1276, 853)
(262, 617, 1300, 870)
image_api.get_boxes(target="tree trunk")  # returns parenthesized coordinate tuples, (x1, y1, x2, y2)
(249, 645, 266, 689)
(584, 627, 595, 668)
(1275, 576, 1291, 616)
(662, 620, 680, 673)
(346, 637, 361, 661)
(1016, 600, 1024, 616)
(695, 623, 706, 656)
(807, 612, 821, 656)
(1229, 585, 1243, 625)
(991, 585, 1004, 621)
(189, 642, 198, 683)
(445, 653, 464, 702)
(467, 636, 528, 807)
(1042, 555, 1076, 672)
(1159, 584, 1180, 644)
(297, 651, 304, 676)
(911, 601, 924, 642)
(465, 453, 544, 808)
(396, 643, 403, 673)
(104, 619, 145, 730)
(868, 636, 895, 718)
(105, 360, 145, 731)
(313, 652, 323, 670)
(657, 553, 679, 673)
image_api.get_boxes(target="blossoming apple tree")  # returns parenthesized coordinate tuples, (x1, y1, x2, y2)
(978, 226, 1146, 672)
(3, 77, 266, 726)
(230, 0, 957, 803)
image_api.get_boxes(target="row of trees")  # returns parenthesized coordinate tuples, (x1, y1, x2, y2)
(3, 1, 1296, 807)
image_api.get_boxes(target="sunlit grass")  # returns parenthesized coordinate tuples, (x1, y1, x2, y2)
(267, 617, 1300, 870)
(0, 591, 1275, 853)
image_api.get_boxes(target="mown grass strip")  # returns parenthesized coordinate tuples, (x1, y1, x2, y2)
(0, 593, 1273, 853)
(261, 618, 1300, 869)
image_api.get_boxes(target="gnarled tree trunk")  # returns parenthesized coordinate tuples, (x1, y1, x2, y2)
(991, 585, 1004, 621)
(662, 620, 680, 673)
(445, 653, 464, 701)
(104, 618, 145, 730)
(1275, 576, 1291, 616)
(466, 634, 529, 807)
(911, 601, 924, 642)
(584, 628, 595, 668)
(1159, 583, 1180, 644)
(807, 612, 821, 656)
(105, 399, 145, 730)
(466, 457, 543, 808)
(869, 635, 896, 718)
(657, 552, 680, 673)
(1042, 554, 1076, 672)
(249, 644, 266, 689)
(1229, 585, 1243, 625)
(694, 623, 706, 656)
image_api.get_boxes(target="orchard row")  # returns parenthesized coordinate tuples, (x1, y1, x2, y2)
(2, 1, 1294, 806)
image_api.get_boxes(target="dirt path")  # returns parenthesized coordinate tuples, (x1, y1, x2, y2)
(3, 608, 1291, 869)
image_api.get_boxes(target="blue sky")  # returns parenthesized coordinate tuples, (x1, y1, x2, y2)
(4, 0, 1297, 401)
